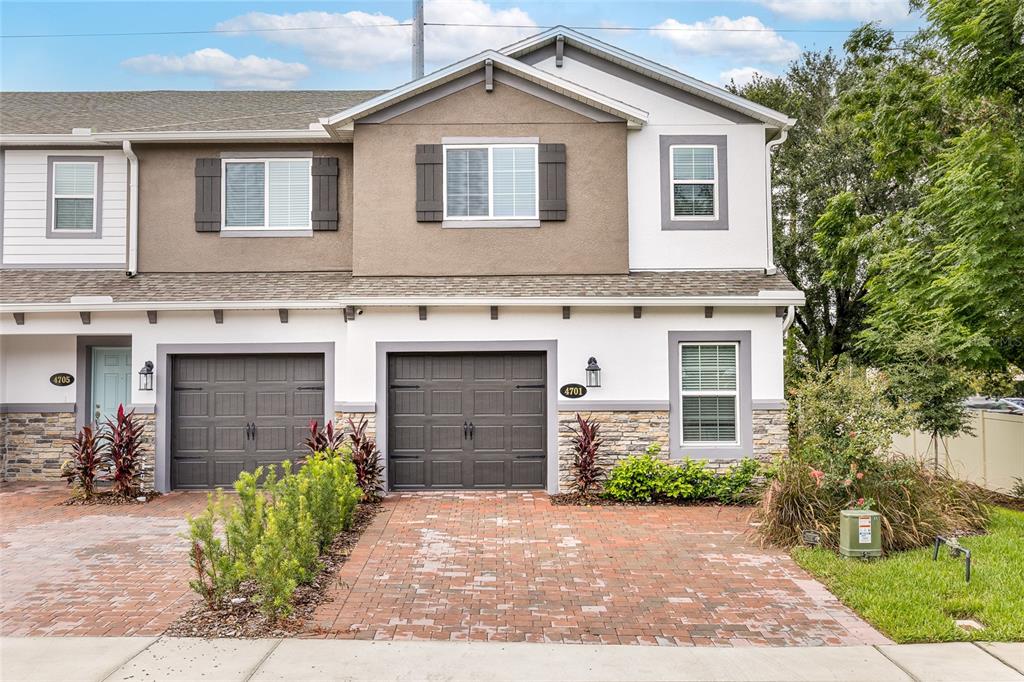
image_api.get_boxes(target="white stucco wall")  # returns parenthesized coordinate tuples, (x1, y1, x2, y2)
(529, 54, 771, 271)
(0, 306, 786, 407)
(1, 149, 128, 267)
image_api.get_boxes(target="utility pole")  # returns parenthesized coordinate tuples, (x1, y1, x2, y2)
(412, 0, 425, 80)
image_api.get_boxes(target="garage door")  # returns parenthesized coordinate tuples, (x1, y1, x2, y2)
(388, 352, 546, 489)
(171, 354, 325, 489)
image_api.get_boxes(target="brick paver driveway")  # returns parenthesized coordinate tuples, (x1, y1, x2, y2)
(0, 483, 207, 636)
(312, 492, 887, 646)
(1, 484, 886, 646)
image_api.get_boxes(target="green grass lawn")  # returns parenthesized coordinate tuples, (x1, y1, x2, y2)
(792, 506, 1024, 643)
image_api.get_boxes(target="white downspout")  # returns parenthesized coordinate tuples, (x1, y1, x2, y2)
(123, 140, 139, 277)
(781, 304, 795, 332)
(764, 129, 788, 275)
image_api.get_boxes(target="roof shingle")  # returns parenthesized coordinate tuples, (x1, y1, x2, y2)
(0, 270, 800, 306)
(0, 91, 384, 134)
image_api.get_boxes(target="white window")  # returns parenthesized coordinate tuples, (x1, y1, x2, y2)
(52, 161, 98, 231)
(679, 342, 738, 444)
(223, 158, 311, 230)
(670, 145, 717, 220)
(443, 144, 538, 220)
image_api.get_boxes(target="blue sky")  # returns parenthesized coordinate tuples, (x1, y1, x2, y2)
(1, 1, 921, 92)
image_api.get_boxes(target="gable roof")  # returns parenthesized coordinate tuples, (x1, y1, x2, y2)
(0, 90, 383, 136)
(320, 50, 649, 134)
(500, 26, 795, 130)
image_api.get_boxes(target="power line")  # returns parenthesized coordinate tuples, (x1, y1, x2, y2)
(0, 21, 918, 40)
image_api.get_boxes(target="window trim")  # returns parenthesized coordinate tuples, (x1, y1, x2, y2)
(669, 144, 719, 222)
(441, 143, 540, 223)
(679, 341, 738, 446)
(659, 135, 728, 231)
(220, 157, 313, 232)
(667, 330, 751, 459)
(45, 156, 104, 240)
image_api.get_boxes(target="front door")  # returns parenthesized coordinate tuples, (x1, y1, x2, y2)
(90, 347, 131, 425)
(388, 352, 547, 489)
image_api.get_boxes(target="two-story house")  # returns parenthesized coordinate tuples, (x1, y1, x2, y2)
(0, 27, 803, 493)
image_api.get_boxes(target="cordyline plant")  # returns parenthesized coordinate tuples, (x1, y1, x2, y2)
(101, 405, 146, 497)
(568, 413, 604, 497)
(61, 425, 104, 498)
(347, 416, 384, 501)
(302, 419, 345, 453)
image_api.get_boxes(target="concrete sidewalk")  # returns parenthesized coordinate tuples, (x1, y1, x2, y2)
(1, 637, 1022, 682)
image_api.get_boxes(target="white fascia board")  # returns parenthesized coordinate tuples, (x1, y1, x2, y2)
(321, 50, 648, 129)
(0, 134, 117, 147)
(500, 26, 796, 129)
(1, 292, 804, 314)
(92, 129, 332, 143)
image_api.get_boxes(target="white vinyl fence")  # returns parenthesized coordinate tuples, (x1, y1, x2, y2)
(892, 409, 1024, 493)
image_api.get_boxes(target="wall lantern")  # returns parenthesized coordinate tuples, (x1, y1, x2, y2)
(138, 361, 154, 391)
(585, 357, 601, 388)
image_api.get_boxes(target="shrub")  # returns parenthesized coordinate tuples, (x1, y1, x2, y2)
(101, 405, 146, 497)
(303, 419, 345, 454)
(186, 492, 240, 607)
(567, 413, 605, 496)
(760, 362, 987, 552)
(1010, 477, 1024, 499)
(184, 451, 361, 620)
(347, 417, 384, 501)
(62, 425, 104, 498)
(604, 444, 762, 504)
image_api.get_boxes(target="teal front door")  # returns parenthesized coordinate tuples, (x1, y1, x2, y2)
(91, 347, 131, 425)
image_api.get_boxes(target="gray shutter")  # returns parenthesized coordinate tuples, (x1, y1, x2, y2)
(194, 158, 221, 232)
(538, 143, 567, 221)
(415, 144, 443, 222)
(311, 157, 340, 231)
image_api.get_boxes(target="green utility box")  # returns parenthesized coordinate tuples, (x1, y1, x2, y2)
(839, 509, 883, 558)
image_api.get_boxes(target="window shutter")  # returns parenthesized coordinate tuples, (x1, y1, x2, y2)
(415, 144, 443, 222)
(311, 157, 339, 231)
(538, 143, 567, 221)
(194, 158, 221, 232)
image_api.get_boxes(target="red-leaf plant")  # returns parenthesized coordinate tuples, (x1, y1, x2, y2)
(101, 404, 146, 498)
(568, 413, 605, 497)
(347, 416, 384, 501)
(62, 425, 105, 498)
(303, 419, 345, 453)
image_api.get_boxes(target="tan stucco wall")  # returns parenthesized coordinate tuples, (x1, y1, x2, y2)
(137, 143, 353, 272)
(352, 81, 629, 276)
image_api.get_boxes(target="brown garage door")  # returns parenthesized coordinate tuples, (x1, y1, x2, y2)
(388, 352, 547, 489)
(171, 354, 325, 489)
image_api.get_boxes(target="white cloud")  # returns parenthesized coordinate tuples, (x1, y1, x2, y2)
(756, 0, 911, 22)
(653, 16, 800, 64)
(122, 48, 309, 89)
(720, 66, 775, 87)
(216, 0, 537, 72)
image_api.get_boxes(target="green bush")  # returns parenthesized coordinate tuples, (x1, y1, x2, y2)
(184, 450, 361, 619)
(604, 444, 761, 504)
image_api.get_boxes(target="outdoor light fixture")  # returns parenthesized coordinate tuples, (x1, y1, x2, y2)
(585, 357, 601, 388)
(138, 361, 154, 391)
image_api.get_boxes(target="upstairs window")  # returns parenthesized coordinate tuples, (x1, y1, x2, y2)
(443, 144, 537, 221)
(223, 158, 311, 231)
(680, 342, 738, 444)
(52, 161, 98, 231)
(670, 145, 717, 220)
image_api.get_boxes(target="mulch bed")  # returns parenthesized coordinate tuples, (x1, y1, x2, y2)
(60, 490, 162, 506)
(548, 492, 755, 507)
(165, 501, 381, 638)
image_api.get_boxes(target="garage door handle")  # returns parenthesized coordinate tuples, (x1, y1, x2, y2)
(463, 421, 469, 439)
(468, 422, 475, 439)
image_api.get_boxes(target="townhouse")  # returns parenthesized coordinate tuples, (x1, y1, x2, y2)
(0, 27, 803, 493)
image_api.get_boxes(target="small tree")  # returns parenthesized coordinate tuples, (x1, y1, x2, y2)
(882, 328, 974, 469)
(568, 413, 604, 497)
